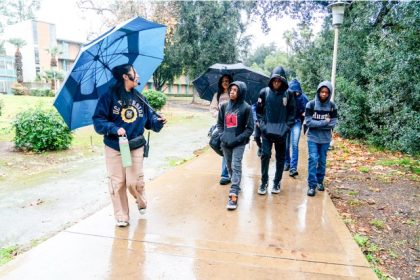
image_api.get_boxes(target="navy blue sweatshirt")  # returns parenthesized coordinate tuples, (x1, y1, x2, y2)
(288, 79, 309, 122)
(256, 66, 295, 138)
(92, 88, 163, 151)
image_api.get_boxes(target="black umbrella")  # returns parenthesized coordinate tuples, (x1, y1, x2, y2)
(192, 63, 270, 104)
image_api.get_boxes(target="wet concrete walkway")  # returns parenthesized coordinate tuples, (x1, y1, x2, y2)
(0, 140, 377, 279)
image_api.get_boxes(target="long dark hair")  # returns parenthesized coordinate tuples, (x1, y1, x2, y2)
(111, 63, 133, 108)
(216, 74, 233, 103)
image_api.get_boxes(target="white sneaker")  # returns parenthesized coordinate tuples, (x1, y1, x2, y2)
(139, 208, 146, 215)
(116, 221, 129, 227)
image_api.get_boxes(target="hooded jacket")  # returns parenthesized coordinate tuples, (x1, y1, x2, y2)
(217, 81, 254, 148)
(92, 88, 163, 151)
(288, 79, 309, 122)
(256, 66, 295, 140)
(304, 81, 338, 144)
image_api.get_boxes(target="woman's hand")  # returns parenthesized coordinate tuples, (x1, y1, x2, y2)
(158, 114, 167, 124)
(117, 127, 126, 136)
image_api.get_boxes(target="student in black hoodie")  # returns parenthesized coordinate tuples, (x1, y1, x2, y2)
(256, 66, 295, 195)
(217, 81, 254, 210)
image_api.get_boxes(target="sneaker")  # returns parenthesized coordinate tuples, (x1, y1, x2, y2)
(307, 188, 316, 197)
(226, 194, 238, 210)
(257, 148, 262, 157)
(138, 208, 146, 215)
(271, 184, 281, 194)
(116, 220, 129, 227)
(283, 164, 290, 171)
(219, 177, 231, 185)
(258, 183, 267, 195)
(289, 169, 298, 177)
(317, 183, 325, 191)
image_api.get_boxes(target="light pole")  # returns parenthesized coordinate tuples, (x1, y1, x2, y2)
(328, 1, 349, 101)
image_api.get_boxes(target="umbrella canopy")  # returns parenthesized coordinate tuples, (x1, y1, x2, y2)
(192, 63, 270, 104)
(54, 16, 166, 130)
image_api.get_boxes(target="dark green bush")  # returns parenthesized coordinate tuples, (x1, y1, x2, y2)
(30, 89, 54, 97)
(13, 108, 73, 152)
(142, 89, 167, 111)
(335, 77, 371, 140)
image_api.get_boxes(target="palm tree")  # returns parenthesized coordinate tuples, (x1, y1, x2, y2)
(8, 38, 26, 84)
(42, 69, 64, 91)
(45, 46, 62, 68)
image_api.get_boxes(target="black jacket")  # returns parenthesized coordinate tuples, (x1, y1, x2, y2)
(256, 66, 295, 139)
(217, 81, 254, 148)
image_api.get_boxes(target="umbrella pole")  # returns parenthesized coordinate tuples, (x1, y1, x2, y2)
(134, 91, 162, 118)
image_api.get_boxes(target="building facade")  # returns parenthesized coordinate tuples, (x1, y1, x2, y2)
(3, 20, 83, 84)
(2, 20, 193, 96)
(0, 56, 16, 94)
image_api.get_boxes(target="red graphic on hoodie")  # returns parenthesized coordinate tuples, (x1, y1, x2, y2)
(225, 113, 238, 128)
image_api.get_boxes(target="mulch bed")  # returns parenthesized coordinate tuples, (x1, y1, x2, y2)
(325, 135, 419, 280)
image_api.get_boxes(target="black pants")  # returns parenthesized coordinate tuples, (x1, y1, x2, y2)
(254, 125, 262, 148)
(260, 136, 286, 185)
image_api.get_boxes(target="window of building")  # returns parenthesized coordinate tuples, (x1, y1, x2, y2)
(32, 21, 38, 45)
(34, 48, 40, 65)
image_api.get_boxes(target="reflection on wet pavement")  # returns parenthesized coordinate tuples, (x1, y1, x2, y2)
(0, 139, 377, 279)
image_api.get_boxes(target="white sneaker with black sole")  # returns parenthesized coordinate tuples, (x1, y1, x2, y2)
(116, 221, 129, 227)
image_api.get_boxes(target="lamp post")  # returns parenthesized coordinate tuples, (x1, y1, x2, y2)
(328, 1, 349, 101)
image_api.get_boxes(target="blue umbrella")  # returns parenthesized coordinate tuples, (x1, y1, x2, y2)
(54, 16, 166, 130)
(192, 63, 270, 104)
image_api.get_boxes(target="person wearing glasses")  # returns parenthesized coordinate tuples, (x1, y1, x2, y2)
(93, 63, 166, 227)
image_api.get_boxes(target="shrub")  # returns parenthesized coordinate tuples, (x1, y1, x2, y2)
(142, 89, 167, 111)
(30, 89, 55, 97)
(335, 77, 371, 139)
(0, 98, 3, 116)
(11, 83, 29, 96)
(13, 108, 73, 152)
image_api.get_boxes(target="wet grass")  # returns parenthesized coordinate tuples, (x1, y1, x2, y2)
(0, 95, 53, 141)
(0, 246, 17, 265)
(369, 219, 385, 230)
(376, 158, 420, 175)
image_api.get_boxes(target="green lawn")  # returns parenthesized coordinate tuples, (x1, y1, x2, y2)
(0, 95, 54, 141)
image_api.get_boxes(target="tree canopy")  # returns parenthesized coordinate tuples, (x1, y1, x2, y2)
(281, 1, 419, 155)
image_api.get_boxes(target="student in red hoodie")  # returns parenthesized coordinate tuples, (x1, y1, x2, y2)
(217, 81, 254, 210)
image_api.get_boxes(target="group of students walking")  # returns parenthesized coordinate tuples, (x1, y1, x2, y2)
(92, 62, 338, 226)
(210, 65, 338, 210)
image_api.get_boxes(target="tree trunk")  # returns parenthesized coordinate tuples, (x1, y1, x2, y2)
(15, 48, 23, 83)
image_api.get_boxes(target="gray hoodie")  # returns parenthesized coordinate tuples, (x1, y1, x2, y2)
(304, 81, 338, 144)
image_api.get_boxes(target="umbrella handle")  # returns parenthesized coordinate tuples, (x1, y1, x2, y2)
(134, 91, 161, 118)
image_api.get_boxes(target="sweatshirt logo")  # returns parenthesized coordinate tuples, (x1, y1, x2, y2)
(225, 113, 238, 128)
(121, 106, 138, 123)
(312, 112, 330, 120)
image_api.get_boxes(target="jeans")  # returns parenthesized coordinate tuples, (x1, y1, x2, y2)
(221, 157, 229, 178)
(222, 145, 246, 195)
(285, 121, 303, 171)
(307, 141, 330, 189)
(261, 136, 286, 185)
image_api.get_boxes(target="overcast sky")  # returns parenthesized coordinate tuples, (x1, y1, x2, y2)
(35, 0, 322, 51)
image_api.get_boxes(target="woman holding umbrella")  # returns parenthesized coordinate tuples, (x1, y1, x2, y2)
(209, 74, 233, 185)
(93, 63, 167, 227)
